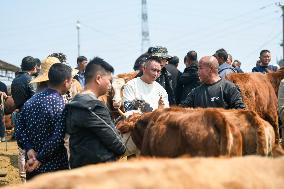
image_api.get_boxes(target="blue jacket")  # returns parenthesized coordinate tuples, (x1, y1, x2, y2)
(252, 65, 278, 73)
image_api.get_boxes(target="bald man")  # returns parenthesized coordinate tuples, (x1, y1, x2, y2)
(180, 56, 245, 109)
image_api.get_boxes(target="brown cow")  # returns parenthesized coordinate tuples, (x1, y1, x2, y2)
(3, 156, 284, 189)
(117, 107, 280, 157)
(225, 68, 284, 142)
(119, 108, 243, 157)
(140, 109, 243, 157)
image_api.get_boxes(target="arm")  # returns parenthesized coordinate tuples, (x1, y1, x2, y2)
(161, 89, 169, 108)
(225, 84, 246, 109)
(175, 76, 182, 104)
(180, 89, 195, 107)
(27, 77, 35, 97)
(84, 103, 126, 155)
(15, 110, 33, 151)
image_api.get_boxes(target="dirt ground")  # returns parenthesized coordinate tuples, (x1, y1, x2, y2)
(0, 139, 21, 187)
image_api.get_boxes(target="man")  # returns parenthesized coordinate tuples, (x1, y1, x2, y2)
(65, 57, 126, 169)
(11, 56, 37, 182)
(74, 56, 88, 87)
(227, 54, 233, 65)
(181, 56, 245, 109)
(252, 50, 278, 73)
(232, 60, 244, 73)
(123, 57, 169, 112)
(16, 63, 72, 180)
(34, 58, 42, 77)
(214, 49, 236, 78)
(166, 56, 182, 93)
(0, 82, 8, 142)
(176, 51, 201, 104)
(148, 46, 176, 105)
(11, 56, 37, 110)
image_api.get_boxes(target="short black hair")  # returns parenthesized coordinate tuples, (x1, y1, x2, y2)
(48, 63, 72, 86)
(34, 58, 41, 67)
(85, 57, 114, 83)
(260, 49, 270, 56)
(169, 56, 179, 66)
(21, 56, 36, 71)
(186, 51, 198, 61)
(215, 48, 228, 62)
(77, 56, 87, 64)
(144, 56, 161, 65)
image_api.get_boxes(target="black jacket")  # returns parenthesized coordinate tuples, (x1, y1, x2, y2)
(176, 62, 201, 104)
(165, 64, 182, 91)
(156, 67, 176, 105)
(11, 72, 35, 109)
(65, 93, 126, 168)
(180, 79, 245, 109)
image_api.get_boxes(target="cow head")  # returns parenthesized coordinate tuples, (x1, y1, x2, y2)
(111, 77, 126, 110)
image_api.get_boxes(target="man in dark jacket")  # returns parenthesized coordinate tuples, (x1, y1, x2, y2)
(65, 57, 126, 168)
(166, 56, 182, 93)
(11, 56, 37, 110)
(176, 51, 201, 104)
(181, 56, 245, 109)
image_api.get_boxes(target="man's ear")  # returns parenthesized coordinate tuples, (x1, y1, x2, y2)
(95, 74, 102, 85)
(32, 67, 37, 72)
(142, 65, 146, 73)
(63, 78, 71, 87)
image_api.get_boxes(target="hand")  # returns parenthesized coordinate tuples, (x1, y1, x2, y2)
(158, 96, 165, 109)
(27, 149, 37, 160)
(0, 92, 7, 100)
(25, 159, 41, 173)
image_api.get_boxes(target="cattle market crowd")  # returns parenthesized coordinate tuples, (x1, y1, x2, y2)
(0, 47, 284, 186)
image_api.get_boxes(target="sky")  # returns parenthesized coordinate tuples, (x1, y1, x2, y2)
(0, 0, 283, 73)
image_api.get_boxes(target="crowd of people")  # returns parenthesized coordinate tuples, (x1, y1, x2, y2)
(0, 47, 279, 182)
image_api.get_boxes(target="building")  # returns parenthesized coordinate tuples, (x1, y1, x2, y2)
(0, 59, 20, 86)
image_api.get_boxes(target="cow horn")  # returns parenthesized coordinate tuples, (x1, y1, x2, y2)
(117, 108, 126, 117)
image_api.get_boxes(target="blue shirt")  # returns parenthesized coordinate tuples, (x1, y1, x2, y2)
(218, 63, 236, 78)
(16, 88, 68, 174)
(75, 72, 85, 88)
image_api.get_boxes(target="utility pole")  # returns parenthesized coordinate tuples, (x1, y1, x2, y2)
(76, 20, 81, 57)
(281, 5, 284, 60)
(141, 0, 150, 53)
(277, 3, 284, 60)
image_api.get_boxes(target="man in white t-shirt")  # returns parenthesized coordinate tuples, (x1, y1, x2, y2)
(123, 57, 169, 112)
